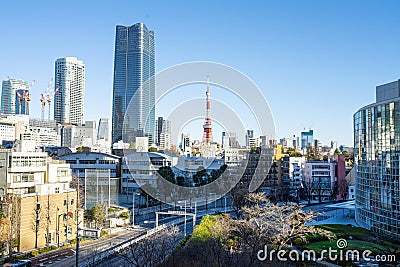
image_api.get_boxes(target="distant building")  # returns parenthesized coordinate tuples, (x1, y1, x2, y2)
(1, 114, 29, 141)
(97, 118, 110, 142)
(60, 121, 96, 150)
(54, 57, 85, 125)
(280, 135, 300, 149)
(0, 120, 15, 144)
(287, 156, 306, 192)
(180, 133, 191, 156)
(1, 78, 29, 115)
(135, 136, 149, 152)
(21, 127, 61, 147)
(301, 129, 313, 150)
(156, 117, 171, 150)
(245, 129, 254, 148)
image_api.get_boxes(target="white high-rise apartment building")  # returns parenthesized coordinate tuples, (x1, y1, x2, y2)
(54, 57, 85, 125)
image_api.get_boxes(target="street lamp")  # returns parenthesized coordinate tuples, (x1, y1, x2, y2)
(223, 195, 228, 213)
(132, 192, 141, 227)
(178, 200, 187, 237)
(209, 193, 217, 209)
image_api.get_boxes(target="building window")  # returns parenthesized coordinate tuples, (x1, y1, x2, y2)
(36, 203, 41, 211)
(63, 199, 67, 206)
(71, 198, 75, 206)
(55, 187, 60, 194)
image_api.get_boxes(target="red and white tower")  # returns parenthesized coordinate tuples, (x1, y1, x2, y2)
(202, 75, 213, 144)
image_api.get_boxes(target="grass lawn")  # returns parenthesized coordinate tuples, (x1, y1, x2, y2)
(316, 224, 370, 239)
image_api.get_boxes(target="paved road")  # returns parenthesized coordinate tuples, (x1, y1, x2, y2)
(31, 227, 146, 267)
(30, 205, 223, 267)
(31, 249, 75, 266)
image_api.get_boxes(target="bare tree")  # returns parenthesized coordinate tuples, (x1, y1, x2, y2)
(0, 194, 21, 258)
(30, 194, 46, 248)
(0, 217, 10, 252)
(240, 192, 335, 250)
(116, 226, 180, 266)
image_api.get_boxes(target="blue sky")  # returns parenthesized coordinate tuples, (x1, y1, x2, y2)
(1, 0, 400, 146)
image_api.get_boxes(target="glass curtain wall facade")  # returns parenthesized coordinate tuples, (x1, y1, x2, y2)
(1, 79, 29, 114)
(354, 81, 400, 239)
(112, 23, 155, 144)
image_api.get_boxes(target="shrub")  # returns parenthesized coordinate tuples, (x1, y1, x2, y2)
(30, 250, 39, 257)
(120, 211, 129, 219)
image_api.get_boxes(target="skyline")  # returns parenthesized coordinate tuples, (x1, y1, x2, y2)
(1, 1, 400, 146)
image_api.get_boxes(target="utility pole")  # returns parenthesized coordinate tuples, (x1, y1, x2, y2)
(75, 175, 80, 267)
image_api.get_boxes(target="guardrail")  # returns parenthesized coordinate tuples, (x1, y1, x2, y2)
(80, 224, 166, 267)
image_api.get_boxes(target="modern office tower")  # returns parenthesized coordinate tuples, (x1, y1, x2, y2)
(111, 23, 155, 144)
(1, 78, 29, 115)
(97, 118, 110, 141)
(155, 117, 171, 150)
(354, 79, 400, 239)
(301, 129, 314, 149)
(54, 57, 85, 125)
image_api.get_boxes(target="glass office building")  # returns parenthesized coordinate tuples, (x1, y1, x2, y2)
(354, 79, 400, 239)
(1, 78, 29, 115)
(301, 129, 314, 149)
(111, 23, 155, 144)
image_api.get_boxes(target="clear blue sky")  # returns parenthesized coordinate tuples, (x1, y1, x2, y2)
(1, 0, 400, 146)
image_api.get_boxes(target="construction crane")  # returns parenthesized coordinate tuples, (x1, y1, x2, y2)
(26, 80, 35, 103)
(40, 78, 54, 121)
(46, 85, 58, 121)
(40, 94, 46, 121)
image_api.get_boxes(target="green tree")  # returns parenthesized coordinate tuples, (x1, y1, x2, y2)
(149, 147, 158, 152)
(192, 167, 209, 186)
(120, 211, 129, 219)
(176, 176, 185, 186)
(157, 166, 176, 184)
(90, 206, 106, 228)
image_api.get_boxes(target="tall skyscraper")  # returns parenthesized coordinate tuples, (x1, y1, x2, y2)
(54, 57, 85, 125)
(112, 23, 155, 144)
(354, 79, 400, 239)
(1, 79, 30, 115)
(97, 118, 110, 141)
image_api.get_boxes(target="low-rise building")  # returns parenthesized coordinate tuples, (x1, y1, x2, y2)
(0, 143, 78, 252)
(122, 152, 175, 194)
(21, 127, 61, 147)
(59, 152, 120, 178)
(303, 160, 336, 202)
(59, 121, 97, 150)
